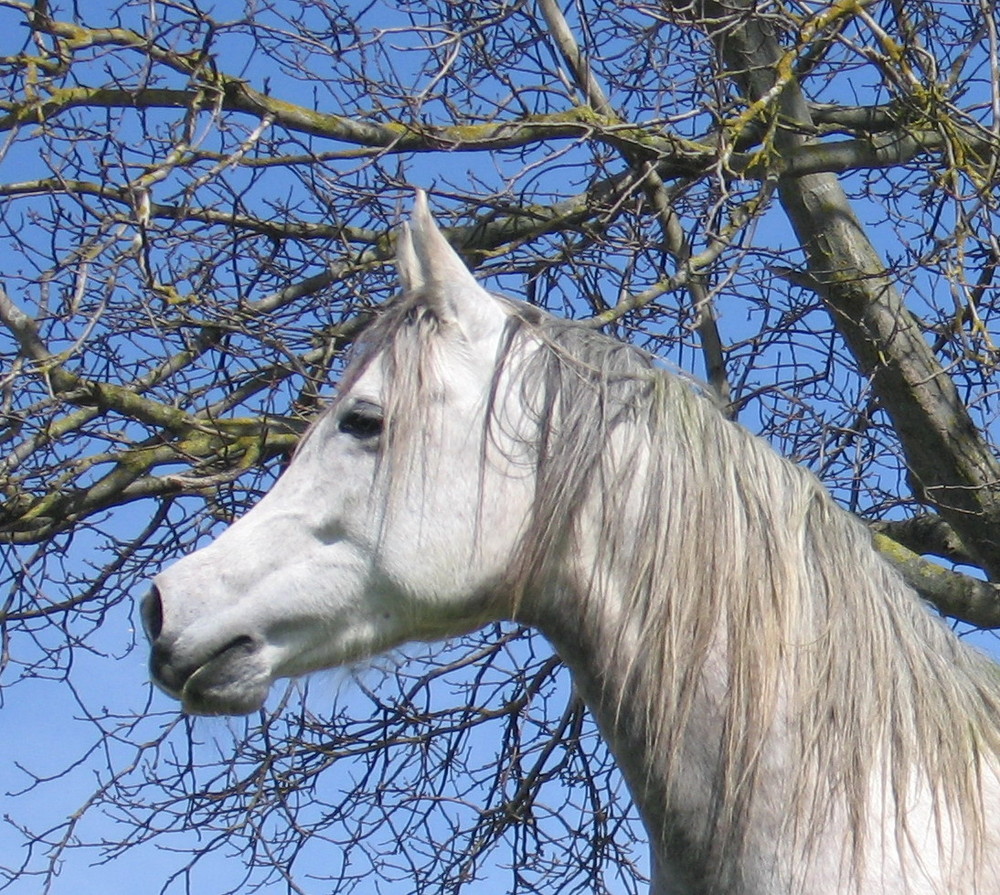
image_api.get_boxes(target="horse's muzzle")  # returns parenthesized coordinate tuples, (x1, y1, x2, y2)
(143, 585, 271, 715)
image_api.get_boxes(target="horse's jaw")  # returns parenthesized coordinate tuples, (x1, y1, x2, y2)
(144, 508, 516, 716)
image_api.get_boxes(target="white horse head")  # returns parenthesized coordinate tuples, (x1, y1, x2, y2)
(145, 193, 1000, 893)
(146, 192, 537, 715)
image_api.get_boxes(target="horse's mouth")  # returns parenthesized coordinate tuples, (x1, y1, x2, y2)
(151, 634, 272, 716)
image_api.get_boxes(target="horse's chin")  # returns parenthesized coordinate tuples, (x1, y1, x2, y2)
(180, 677, 271, 716)
(173, 640, 273, 716)
(182, 693, 268, 716)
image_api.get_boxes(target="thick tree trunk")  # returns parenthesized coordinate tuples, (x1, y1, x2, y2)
(668, 0, 1000, 581)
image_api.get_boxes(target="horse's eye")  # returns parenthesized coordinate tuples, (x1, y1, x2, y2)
(338, 405, 383, 440)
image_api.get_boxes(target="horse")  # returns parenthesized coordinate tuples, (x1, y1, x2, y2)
(144, 191, 1000, 894)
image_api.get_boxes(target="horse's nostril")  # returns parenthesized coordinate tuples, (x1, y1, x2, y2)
(141, 585, 164, 642)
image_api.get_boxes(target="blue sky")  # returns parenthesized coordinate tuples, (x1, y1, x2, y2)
(2, 1, 1000, 893)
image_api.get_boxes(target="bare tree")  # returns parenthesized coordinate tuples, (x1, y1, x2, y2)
(1, 0, 998, 892)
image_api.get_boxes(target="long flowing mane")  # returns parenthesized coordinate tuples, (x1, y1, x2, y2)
(344, 288, 1000, 890)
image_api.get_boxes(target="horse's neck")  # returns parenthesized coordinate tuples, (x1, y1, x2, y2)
(535, 581, 779, 894)
(532, 568, 1000, 895)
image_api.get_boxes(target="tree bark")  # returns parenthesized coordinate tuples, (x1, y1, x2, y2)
(667, 0, 1000, 580)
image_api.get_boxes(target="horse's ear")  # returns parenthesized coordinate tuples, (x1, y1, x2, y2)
(397, 190, 505, 339)
(395, 221, 423, 293)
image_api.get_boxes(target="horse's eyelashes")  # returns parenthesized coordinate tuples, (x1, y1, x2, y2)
(338, 405, 383, 440)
